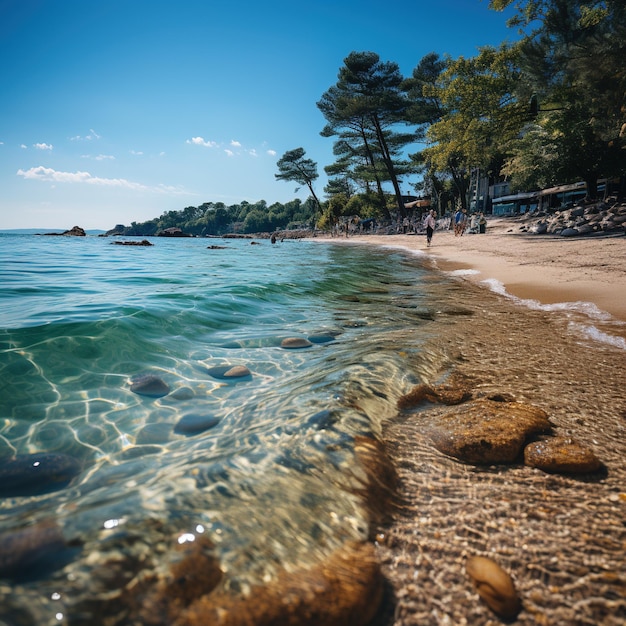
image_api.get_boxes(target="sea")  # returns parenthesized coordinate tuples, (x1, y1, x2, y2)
(0, 232, 625, 624)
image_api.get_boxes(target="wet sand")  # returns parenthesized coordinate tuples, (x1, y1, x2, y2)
(343, 216, 626, 322)
(312, 220, 626, 624)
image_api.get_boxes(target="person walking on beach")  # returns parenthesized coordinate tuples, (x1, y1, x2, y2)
(454, 208, 463, 236)
(458, 208, 468, 236)
(425, 209, 436, 246)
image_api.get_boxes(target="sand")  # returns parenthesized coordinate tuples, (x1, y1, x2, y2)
(312, 220, 626, 624)
(340, 216, 626, 322)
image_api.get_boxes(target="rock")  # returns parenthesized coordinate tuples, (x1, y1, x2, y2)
(158, 541, 383, 626)
(281, 337, 313, 349)
(560, 227, 579, 237)
(205, 364, 252, 379)
(397, 382, 471, 410)
(157, 227, 192, 237)
(0, 453, 81, 497)
(207, 245, 228, 249)
(576, 224, 594, 235)
(0, 520, 70, 581)
(136, 422, 173, 445)
(112, 239, 153, 246)
(424, 399, 552, 464)
(524, 437, 602, 473)
(174, 413, 220, 436)
(169, 386, 195, 400)
(43, 225, 86, 236)
(466, 555, 521, 620)
(129, 374, 170, 397)
(307, 334, 336, 344)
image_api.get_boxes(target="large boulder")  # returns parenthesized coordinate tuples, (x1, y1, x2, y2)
(423, 399, 552, 464)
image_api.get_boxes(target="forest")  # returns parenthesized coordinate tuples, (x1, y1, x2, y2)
(114, 0, 625, 237)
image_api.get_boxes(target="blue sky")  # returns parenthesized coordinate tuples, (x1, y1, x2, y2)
(0, 0, 519, 230)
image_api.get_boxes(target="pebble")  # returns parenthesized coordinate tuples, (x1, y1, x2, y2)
(129, 374, 170, 397)
(174, 413, 220, 436)
(169, 386, 195, 401)
(466, 555, 521, 619)
(280, 337, 313, 349)
(137, 422, 173, 445)
(0, 453, 81, 497)
(524, 437, 602, 473)
(307, 334, 336, 344)
(205, 364, 252, 379)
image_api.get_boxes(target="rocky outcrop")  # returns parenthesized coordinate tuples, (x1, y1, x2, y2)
(157, 227, 192, 237)
(518, 199, 626, 237)
(42, 225, 86, 236)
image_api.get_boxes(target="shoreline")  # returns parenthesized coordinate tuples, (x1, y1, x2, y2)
(312, 217, 626, 323)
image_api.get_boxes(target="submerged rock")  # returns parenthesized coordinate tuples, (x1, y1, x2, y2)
(204, 364, 252, 380)
(0, 453, 81, 497)
(424, 399, 552, 464)
(0, 520, 73, 581)
(280, 337, 313, 349)
(397, 382, 471, 410)
(130, 374, 170, 397)
(156, 541, 383, 626)
(174, 414, 220, 436)
(524, 437, 602, 474)
(466, 555, 521, 620)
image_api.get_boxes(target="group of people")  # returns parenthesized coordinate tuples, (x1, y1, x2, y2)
(419, 208, 487, 247)
(453, 208, 487, 236)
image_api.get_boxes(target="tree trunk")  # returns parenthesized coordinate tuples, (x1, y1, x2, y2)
(372, 115, 406, 219)
(361, 129, 392, 221)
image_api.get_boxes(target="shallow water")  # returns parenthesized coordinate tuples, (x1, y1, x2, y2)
(0, 233, 624, 624)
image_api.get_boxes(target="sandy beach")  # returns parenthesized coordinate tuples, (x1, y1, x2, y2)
(338, 216, 626, 322)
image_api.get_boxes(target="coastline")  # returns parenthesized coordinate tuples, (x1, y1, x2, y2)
(308, 219, 626, 624)
(315, 216, 626, 323)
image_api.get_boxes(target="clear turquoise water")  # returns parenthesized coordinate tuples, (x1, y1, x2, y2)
(1, 233, 624, 623)
(0, 234, 454, 621)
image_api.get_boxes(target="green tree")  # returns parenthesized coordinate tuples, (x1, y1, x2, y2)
(318, 51, 414, 219)
(275, 148, 323, 214)
(491, 0, 626, 197)
(421, 45, 523, 209)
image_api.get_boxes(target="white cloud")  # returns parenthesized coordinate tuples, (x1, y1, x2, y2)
(34, 143, 53, 150)
(17, 165, 156, 194)
(230, 140, 241, 147)
(186, 136, 218, 148)
(16, 166, 193, 197)
(224, 149, 234, 157)
(20, 144, 27, 149)
(130, 149, 144, 156)
(81, 154, 115, 161)
(70, 129, 101, 141)
(248, 149, 258, 157)
(267, 149, 277, 156)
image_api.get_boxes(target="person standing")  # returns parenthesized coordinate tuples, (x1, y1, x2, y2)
(425, 209, 437, 246)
